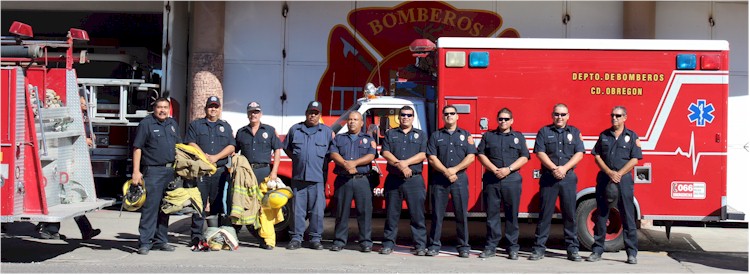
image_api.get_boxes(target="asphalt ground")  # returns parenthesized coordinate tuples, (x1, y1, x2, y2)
(1, 207, 747, 273)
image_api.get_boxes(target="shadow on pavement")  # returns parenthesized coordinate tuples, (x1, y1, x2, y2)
(1, 221, 141, 263)
(639, 227, 748, 272)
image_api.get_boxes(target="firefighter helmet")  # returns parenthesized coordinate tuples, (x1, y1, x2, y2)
(261, 187, 293, 209)
(122, 179, 146, 211)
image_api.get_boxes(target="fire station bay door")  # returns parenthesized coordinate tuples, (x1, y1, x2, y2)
(444, 98, 483, 213)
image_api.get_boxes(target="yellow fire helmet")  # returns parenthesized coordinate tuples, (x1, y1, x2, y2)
(261, 187, 293, 209)
(122, 179, 146, 211)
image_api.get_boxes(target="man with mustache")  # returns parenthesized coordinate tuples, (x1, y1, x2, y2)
(184, 96, 235, 249)
(328, 111, 377, 253)
(131, 97, 181, 255)
(588, 106, 642, 264)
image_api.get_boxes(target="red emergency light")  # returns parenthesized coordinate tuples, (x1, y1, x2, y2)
(409, 39, 436, 57)
(68, 28, 89, 41)
(700, 55, 722, 70)
(9, 21, 33, 38)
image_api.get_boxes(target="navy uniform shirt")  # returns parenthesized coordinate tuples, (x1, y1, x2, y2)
(236, 123, 282, 164)
(591, 127, 643, 170)
(427, 127, 477, 169)
(329, 132, 377, 175)
(133, 114, 181, 166)
(184, 118, 236, 166)
(533, 124, 585, 172)
(283, 122, 334, 182)
(381, 128, 427, 175)
(477, 128, 530, 170)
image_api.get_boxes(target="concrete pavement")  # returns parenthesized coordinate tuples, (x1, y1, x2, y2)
(1, 207, 747, 273)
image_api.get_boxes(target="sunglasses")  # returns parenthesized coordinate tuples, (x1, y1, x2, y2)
(399, 113, 414, 117)
(611, 114, 624, 118)
(498, 117, 511, 122)
(443, 112, 457, 116)
(553, 112, 568, 117)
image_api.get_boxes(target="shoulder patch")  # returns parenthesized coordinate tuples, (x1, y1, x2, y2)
(635, 139, 642, 147)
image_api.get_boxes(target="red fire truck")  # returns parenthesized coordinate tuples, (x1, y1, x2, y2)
(1, 22, 113, 224)
(275, 37, 736, 251)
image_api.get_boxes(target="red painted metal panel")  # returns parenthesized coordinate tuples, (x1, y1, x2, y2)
(21, 70, 48, 215)
(437, 46, 728, 218)
(1, 68, 17, 216)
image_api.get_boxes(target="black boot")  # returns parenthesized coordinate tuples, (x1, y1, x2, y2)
(74, 215, 101, 240)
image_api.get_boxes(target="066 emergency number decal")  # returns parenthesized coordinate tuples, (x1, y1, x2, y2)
(671, 181, 706, 199)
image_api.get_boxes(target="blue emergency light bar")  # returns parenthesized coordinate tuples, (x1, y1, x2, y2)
(676, 54, 697, 70)
(469, 52, 489, 68)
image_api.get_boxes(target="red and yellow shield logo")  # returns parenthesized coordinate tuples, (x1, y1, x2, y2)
(315, 1, 520, 115)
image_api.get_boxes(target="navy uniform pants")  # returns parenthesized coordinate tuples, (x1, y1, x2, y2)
(592, 172, 638, 257)
(428, 172, 470, 252)
(289, 180, 325, 243)
(382, 174, 427, 250)
(532, 171, 580, 254)
(332, 175, 373, 247)
(190, 166, 228, 239)
(138, 166, 174, 249)
(483, 173, 522, 253)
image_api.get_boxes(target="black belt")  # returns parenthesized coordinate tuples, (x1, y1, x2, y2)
(339, 173, 368, 179)
(250, 163, 269, 169)
(147, 162, 173, 167)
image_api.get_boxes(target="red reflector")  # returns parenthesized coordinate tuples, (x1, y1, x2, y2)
(9, 21, 33, 38)
(700, 55, 721, 70)
(69, 28, 89, 41)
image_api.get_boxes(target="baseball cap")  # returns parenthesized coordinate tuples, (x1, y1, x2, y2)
(247, 101, 262, 112)
(306, 101, 322, 113)
(206, 96, 221, 107)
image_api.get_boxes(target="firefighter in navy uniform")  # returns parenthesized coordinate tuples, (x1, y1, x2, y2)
(476, 108, 529, 260)
(426, 105, 476, 258)
(529, 103, 584, 262)
(283, 101, 334, 250)
(379, 106, 428, 256)
(328, 111, 377, 253)
(131, 97, 181, 255)
(184, 96, 235, 247)
(587, 106, 642, 264)
(234, 101, 283, 249)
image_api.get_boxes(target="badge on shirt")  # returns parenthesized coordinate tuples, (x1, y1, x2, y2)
(567, 133, 573, 142)
(219, 126, 225, 132)
(363, 138, 367, 144)
(514, 137, 519, 144)
(413, 133, 419, 139)
(262, 132, 268, 139)
(171, 126, 176, 133)
(624, 135, 631, 143)
(460, 134, 465, 141)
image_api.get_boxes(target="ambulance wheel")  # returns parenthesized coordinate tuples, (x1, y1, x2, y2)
(576, 198, 624, 252)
